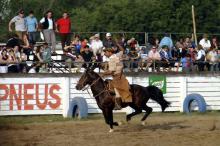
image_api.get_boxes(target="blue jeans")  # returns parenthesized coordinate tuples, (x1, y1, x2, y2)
(28, 32, 37, 45)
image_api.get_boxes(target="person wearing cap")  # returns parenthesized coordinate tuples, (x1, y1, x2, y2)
(25, 10, 38, 46)
(80, 45, 95, 68)
(9, 9, 27, 41)
(101, 42, 132, 110)
(56, 12, 71, 51)
(103, 32, 116, 50)
(90, 33, 103, 59)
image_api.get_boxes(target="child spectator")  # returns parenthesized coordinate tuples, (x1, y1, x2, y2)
(196, 44, 206, 71)
(181, 54, 192, 73)
(159, 45, 173, 71)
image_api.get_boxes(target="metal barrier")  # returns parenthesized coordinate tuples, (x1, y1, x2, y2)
(0, 60, 219, 73)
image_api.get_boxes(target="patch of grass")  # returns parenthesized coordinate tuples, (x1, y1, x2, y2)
(0, 111, 220, 125)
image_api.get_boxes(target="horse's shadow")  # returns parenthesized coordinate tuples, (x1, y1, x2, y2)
(119, 121, 190, 132)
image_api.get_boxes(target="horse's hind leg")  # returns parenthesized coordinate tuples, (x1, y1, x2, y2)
(141, 105, 152, 125)
(126, 109, 142, 122)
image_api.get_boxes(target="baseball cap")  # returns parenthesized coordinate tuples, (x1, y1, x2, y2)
(94, 33, 100, 38)
(106, 33, 111, 37)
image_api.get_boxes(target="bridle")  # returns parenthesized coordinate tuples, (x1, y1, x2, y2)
(77, 72, 110, 98)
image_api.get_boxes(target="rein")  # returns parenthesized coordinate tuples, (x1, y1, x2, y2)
(81, 75, 110, 98)
(82, 76, 101, 91)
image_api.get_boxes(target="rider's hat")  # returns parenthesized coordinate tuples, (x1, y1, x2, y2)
(103, 48, 114, 53)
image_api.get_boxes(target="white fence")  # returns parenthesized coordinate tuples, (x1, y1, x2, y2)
(0, 74, 220, 116)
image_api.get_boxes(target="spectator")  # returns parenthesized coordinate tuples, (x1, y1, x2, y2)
(159, 45, 173, 71)
(8, 9, 26, 41)
(81, 38, 89, 49)
(42, 42, 51, 63)
(103, 33, 116, 49)
(181, 54, 193, 73)
(6, 34, 21, 50)
(127, 37, 139, 51)
(139, 47, 148, 71)
(199, 34, 211, 52)
(80, 45, 95, 68)
(196, 44, 206, 71)
(25, 10, 38, 46)
(0, 49, 9, 73)
(71, 35, 81, 55)
(56, 12, 71, 51)
(211, 36, 219, 50)
(217, 49, 220, 71)
(147, 46, 161, 71)
(39, 10, 56, 54)
(8, 49, 19, 73)
(183, 37, 192, 49)
(175, 38, 184, 50)
(33, 45, 43, 72)
(90, 33, 103, 57)
(159, 33, 173, 57)
(127, 48, 140, 72)
(206, 47, 218, 71)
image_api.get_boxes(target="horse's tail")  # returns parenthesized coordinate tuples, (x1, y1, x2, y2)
(145, 85, 170, 112)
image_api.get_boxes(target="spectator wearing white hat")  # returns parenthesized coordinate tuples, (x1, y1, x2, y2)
(90, 33, 103, 56)
(103, 32, 116, 49)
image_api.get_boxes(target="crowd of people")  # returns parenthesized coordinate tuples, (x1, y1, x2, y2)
(0, 9, 220, 73)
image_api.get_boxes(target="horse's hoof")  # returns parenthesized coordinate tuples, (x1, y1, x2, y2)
(109, 129, 114, 133)
(126, 116, 131, 122)
(141, 121, 146, 126)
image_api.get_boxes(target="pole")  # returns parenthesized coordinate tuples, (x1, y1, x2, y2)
(192, 5, 198, 46)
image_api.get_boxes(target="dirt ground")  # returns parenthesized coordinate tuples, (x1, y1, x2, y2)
(0, 112, 220, 146)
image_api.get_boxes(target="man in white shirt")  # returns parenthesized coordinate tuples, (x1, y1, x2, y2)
(199, 34, 211, 51)
(90, 33, 103, 56)
(8, 9, 26, 41)
(39, 11, 56, 54)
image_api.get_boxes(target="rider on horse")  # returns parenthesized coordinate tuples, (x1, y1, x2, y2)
(101, 42, 132, 110)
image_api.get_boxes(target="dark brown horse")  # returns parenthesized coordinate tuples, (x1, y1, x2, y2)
(75, 69, 170, 132)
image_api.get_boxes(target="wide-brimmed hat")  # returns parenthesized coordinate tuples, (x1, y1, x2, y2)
(103, 48, 114, 53)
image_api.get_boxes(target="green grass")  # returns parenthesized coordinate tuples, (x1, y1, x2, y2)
(0, 111, 220, 125)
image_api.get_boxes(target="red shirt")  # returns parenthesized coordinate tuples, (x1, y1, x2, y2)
(56, 17, 71, 33)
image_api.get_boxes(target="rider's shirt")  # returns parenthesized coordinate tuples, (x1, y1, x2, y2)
(108, 51, 123, 75)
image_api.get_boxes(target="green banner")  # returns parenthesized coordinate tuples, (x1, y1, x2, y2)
(149, 75, 167, 94)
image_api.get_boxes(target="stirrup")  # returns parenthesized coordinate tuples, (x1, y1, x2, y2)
(114, 98, 122, 110)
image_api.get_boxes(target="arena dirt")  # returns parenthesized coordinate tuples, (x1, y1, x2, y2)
(0, 113, 220, 146)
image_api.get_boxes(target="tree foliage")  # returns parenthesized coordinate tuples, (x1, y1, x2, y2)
(0, 0, 220, 41)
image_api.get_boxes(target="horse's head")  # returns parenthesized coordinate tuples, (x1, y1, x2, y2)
(75, 69, 99, 90)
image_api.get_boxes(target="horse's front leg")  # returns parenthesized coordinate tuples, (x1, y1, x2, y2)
(103, 108, 115, 132)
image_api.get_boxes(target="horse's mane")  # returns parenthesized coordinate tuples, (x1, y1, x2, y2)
(90, 70, 105, 83)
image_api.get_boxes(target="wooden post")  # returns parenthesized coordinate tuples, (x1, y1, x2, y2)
(192, 5, 198, 46)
